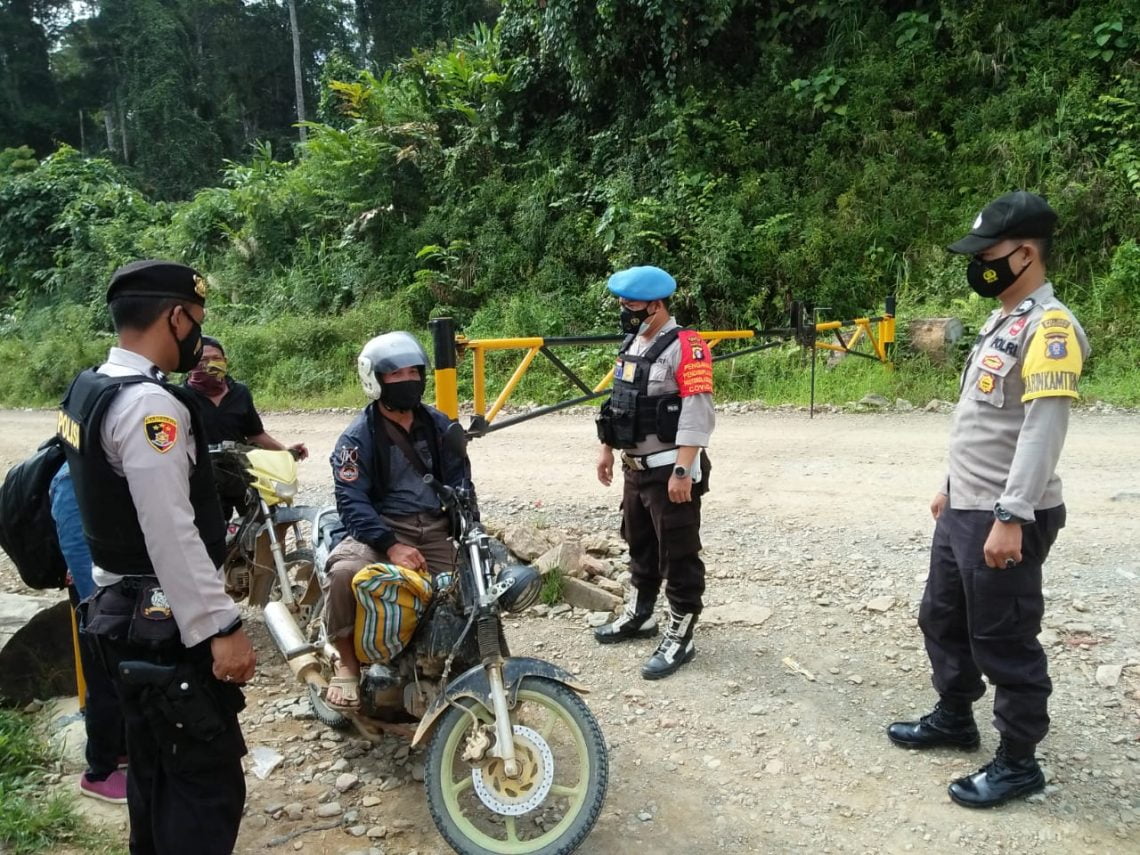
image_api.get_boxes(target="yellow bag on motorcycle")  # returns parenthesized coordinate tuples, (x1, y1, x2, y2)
(352, 563, 433, 664)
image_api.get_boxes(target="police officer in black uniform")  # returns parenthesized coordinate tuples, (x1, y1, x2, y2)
(59, 260, 256, 854)
(594, 265, 715, 679)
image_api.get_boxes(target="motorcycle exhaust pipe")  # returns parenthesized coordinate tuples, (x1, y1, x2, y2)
(263, 601, 322, 686)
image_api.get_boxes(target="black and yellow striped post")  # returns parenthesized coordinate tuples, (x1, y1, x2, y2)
(430, 317, 459, 420)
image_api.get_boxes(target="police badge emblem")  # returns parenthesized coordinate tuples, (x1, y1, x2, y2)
(142, 586, 172, 619)
(1044, 332, 1068, 360)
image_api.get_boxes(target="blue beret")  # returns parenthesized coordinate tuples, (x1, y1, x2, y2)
(607, 266, 677, 301)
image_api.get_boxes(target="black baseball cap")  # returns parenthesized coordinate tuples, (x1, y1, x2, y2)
(106, 259, 209, 305)
(947, 191, 1058, 255)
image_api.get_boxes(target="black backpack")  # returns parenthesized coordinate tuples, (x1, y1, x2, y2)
(0, 436, 68, 589)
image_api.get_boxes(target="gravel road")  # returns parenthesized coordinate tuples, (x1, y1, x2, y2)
(2, 407, 1137, 854)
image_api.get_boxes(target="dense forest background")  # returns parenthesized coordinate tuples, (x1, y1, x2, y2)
(0, 0, 1137, 408)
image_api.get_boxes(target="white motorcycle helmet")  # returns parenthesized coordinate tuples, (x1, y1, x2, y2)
(357, 331, 431, 400)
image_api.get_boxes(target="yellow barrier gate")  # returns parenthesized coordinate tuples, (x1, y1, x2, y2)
(429, 298, 895, 435)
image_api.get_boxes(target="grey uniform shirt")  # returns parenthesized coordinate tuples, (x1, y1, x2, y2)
(91, 347, 241, 648)
(625, 318, 716, 457)
(943, 283, 1090, 521)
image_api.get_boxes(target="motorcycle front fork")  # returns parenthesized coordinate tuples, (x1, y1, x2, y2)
(485, 661, 521, 778)
(262, 500, 294, 606)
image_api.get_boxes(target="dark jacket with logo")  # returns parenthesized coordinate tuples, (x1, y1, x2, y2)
(330, 403, 474, 553)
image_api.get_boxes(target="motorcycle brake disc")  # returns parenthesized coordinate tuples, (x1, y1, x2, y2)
(470, 725, 555, 816)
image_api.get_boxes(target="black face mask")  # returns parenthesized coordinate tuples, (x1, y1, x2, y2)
(172, 313, 203, 374)
(967, 246, 1029, 299)
(380, 377, 425, 411)
(620, 306, 653, 334)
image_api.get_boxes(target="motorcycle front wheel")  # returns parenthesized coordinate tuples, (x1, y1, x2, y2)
(424, 676, 608, 855)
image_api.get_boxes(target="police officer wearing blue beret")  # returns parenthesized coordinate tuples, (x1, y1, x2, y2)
(60, 260, 254, 854)
(594, 266, 715, 679)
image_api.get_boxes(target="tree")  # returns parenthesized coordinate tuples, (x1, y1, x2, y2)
(0, 0, 66, 152)
(287, 0, 307, 141)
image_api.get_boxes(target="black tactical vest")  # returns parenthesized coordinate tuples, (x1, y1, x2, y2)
(58, 368, 227, 574)
(596, 328, 683, 449)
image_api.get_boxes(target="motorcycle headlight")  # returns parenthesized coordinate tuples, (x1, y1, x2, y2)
(496, 565, 542, 613)
(273, 480, 298, 500)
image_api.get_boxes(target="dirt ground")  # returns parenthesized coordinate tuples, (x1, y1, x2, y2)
(2, 407, 1138, 855)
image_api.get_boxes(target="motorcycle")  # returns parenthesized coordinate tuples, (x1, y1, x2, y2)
(208, 443, 321, 625)
(261, 424, 609, 855)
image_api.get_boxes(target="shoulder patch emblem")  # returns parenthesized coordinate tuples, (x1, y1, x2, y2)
(676, 330, 714, 397)
(1022, 308, 1083, 402)
(143, 415, 179, 453)
(977, 373, 995, 394)
(335, 444, 361, 482)
(981, 354, 1004, 371)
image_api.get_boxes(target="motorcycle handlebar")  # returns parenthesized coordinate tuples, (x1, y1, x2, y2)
(422, 473, 452, 503)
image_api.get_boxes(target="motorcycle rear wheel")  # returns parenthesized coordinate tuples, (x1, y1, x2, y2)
(308, 681, 351, 730)
(424, 676, 608, 855)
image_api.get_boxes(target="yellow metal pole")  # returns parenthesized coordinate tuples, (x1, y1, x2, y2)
(472, 347, 486, 417)
(486, 346, 541, 423)
(70, 603, 86, 711)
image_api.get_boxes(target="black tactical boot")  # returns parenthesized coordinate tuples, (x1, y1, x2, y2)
(641, 608, 696, 680)
(887, 701, 981, 750)
(594, 584, 657, 644)
(948, 739, 1044, 808)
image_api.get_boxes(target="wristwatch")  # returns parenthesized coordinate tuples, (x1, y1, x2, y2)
(993, 503, 1023, 524)
(214, 617, 244, 638)
(673, 465, 690, 479)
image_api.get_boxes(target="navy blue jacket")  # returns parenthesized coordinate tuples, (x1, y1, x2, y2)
(330, 403, 473, 553)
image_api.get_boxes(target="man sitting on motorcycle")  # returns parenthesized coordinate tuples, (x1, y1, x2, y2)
(322, 331, 475, 710)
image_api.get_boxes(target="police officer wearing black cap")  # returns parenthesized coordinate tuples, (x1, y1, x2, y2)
(59, 260, 256, 854)
(887, 192, 1090, 808)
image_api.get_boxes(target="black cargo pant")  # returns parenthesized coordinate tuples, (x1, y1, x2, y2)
(85, 580, 248, 855)
(95, 635, 247, 855)
(919, 505, 1065, 745)
(621, 459, 709, 614)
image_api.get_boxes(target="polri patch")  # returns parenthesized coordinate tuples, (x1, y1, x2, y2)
(143, 415, 179, 453)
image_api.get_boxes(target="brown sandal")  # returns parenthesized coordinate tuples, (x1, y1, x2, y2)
(325, 675, 360, 711)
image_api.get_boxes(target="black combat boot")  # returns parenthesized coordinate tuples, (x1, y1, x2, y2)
(948, 738, 1044, 808)
(594, 583, 657, 644)
(641, 608, 696, 680)
(887, 701, 981, 750)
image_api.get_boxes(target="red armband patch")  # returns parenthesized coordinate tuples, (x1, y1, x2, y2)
(676, 330, 714, 397)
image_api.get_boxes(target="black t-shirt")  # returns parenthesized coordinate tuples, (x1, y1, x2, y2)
(184, 379, 265, 445)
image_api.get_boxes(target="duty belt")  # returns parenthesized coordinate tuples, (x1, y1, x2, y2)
(620, 449, 679, 471)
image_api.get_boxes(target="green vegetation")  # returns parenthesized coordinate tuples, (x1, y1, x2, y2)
(539, 568, 565, 608)
(1, 2, 1138, 410)
(0, 709, 124, 855)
